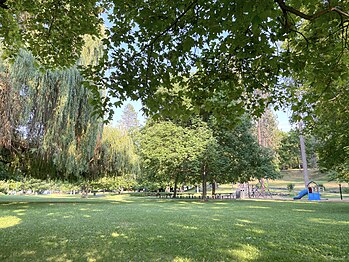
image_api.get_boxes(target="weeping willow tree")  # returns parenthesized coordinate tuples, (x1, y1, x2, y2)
(97, 126, 140, 179)
(0, 37, 107, 181)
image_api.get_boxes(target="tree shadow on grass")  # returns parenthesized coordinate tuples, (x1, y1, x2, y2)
(0, 198, 348, 261)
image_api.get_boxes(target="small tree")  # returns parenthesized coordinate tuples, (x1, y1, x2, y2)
(119, 103, 140, 132)
(138, 119, 212, 198)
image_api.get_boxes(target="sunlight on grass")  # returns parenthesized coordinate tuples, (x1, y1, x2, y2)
(225, 244, 260, 261)
(46, 253, 72, 262)
(237, 219, 254, 224)
(0, 201, 29, 206)
(0, 216, 21, 228)
(249, 228, 265, 234)
(20, 250, 36, 256)
(85, 249, 103, 262)
(214, 202, 228, 205)
(1, 195, 348, 261)
(246, 205, 270, 209)
(13, 208, 28, 212)
(169, 223, 198, 230)
(308, 218, 349, 225)
(293, 208, 315, 213)
(111, 232, 128, 238)
(173, 257, 192, 262)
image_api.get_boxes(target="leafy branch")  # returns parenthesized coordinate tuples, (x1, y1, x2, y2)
(275, 0, 349, 21)
(131, 0, 198, 61)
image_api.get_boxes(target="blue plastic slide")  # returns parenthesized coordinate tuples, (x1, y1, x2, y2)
(293, 188, 308, 200)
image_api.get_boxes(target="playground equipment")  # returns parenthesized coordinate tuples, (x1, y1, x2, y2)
(307, 181, 321, 200)
(293, 188, 308, 200)
(293, 181, 321, 200)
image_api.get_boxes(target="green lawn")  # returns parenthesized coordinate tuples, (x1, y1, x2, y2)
(0, 195, 348, 262)
(208, 169, 348, 200)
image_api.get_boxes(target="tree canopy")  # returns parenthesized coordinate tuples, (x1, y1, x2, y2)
(0, 37, 139, 182)
(0, 0, 102, 67)
(1, 1, 349, 181)
(138, 116, 279, 197)
(138, 119, 213, 196)
(1, 1, 349, 120)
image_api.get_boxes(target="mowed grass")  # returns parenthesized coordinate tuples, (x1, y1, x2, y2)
(211, 169, 349, 199)
(0, 195, 348, 262)
(269, 169, 341, 189)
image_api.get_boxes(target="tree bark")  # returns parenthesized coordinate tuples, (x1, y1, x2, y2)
(299, 122, 309, 187)
(173, 174, 179, 198)
(211, 180, 216, 196)
(201, 163, 207, 200)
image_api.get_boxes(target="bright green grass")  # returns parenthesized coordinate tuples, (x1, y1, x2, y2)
(1, 195, 348, 262)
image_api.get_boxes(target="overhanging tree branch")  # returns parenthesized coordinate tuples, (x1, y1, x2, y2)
(275, 0, 349, 21)
(131, 0, 198, 61)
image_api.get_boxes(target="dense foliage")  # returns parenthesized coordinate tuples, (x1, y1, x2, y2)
(0, 0, 102, 67)
(0, 37, 104, 180)
(0, 40, 140, 183)
(301, 77, 349, 182)
(138, 116, 279, 197)
(277, 130, 318, 170)
(2, 1, 348, 119)
(1, 1, 349, 183)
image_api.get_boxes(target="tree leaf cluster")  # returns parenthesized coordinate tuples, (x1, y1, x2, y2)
(138, 116, 279, 195)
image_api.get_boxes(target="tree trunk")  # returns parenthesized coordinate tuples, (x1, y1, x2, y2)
(257, 119, 262, 145)
(299, 122, 309, 187)
(202, 163, 207, 200)
(299, 133, 309, 187)
(173, 174, 179, 198)
(211, 180, 216, 195)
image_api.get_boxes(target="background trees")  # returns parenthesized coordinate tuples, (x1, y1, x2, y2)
(0, 38, 140, 184)
(98, 126, 140, 179)
(138, 120, 212, 197)
(1, 1, 349, 186)
(299, 77, 349, 182)
(0, 46, 103, 180)
(214, 117, 279, 184)
(137, 116, 279, 197)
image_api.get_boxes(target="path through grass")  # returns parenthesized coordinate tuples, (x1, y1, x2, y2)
(1, 195, 348, 261)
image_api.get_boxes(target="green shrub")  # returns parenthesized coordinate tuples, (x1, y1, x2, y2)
(287, 183, 295, 191)
(0, 180, 9, 194)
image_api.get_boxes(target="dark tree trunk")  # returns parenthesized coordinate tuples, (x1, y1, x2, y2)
(211, 180, 216, 195)
(173, 174, 179, 198)
(201, 163, 207, 200)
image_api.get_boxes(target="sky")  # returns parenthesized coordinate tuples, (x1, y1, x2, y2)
(112, 99, 292, 132)
(111, 99, 146, 127)
(275, 110, 292, 132)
